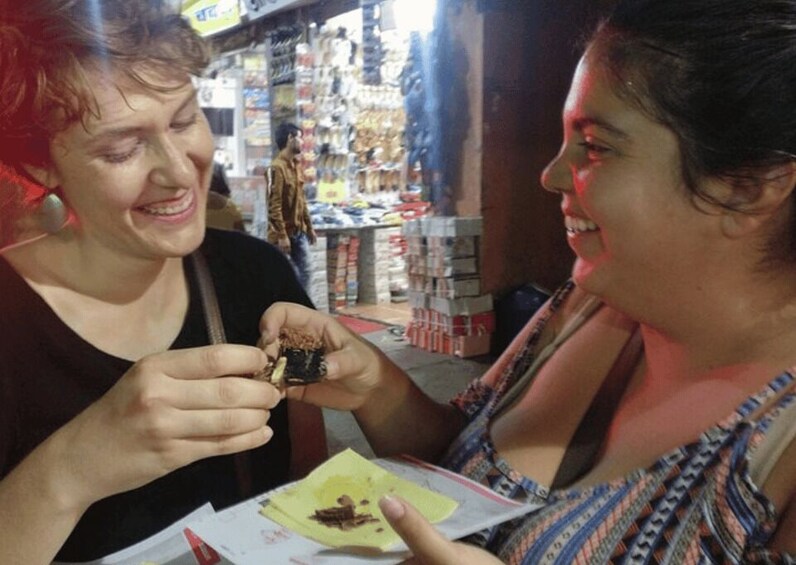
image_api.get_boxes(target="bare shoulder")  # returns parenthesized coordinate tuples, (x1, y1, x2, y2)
(479, 283, 609, 388)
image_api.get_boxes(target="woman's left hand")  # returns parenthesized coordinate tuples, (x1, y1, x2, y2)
(379, 496, 503, 565)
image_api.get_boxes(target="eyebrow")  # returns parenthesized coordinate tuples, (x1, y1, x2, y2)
(572, 116, 630, 140)
(87, 88, 199, 146)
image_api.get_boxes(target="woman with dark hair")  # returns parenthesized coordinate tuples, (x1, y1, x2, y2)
(0, 1, 320, 562)
(262, 0, 796, 562)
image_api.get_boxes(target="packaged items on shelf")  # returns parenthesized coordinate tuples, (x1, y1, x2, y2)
(402, 217, 493, 358)
(307, 236, 329, 313)
(326, 233, 360, 313)
(358, 228, 394, 305)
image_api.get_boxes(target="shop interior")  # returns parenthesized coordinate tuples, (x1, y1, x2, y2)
(196, 0, 439, 325)
(186, 0, 610, 362)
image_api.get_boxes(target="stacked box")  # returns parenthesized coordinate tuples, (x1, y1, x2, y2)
(401, 217, 493, 358)
(307, 235, 329, 313)
(410, 308, 496, 336)
(345, 236, 360, 306)
(357, 227, 394, 304)
(326, 234, 358, 313)
(388, 231, 409, 301)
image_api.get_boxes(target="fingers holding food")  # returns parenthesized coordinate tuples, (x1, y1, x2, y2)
(252, 328, 327, 388)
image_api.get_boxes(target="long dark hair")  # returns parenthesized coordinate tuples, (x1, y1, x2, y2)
(588, 0, 796, 262)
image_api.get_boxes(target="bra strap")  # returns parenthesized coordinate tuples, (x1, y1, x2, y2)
(493, 294, 603, 418)
(748, 379, 796, 487)
(550, 328, 643, 490)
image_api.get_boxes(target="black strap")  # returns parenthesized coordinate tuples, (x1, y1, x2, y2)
(189, 250, 253, 498)
(550, 329, 643, 490)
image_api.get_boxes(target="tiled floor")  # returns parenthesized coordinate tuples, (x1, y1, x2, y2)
(322, 326, 492, 459)
(338, 301, 412, 327)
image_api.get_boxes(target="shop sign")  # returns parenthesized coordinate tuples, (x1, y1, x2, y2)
(317, 179, 347, 204)
(182, 0, 241, 37)
(242, 0, 312, 22)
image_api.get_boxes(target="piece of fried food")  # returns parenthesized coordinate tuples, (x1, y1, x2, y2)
(252, 328, 326, 386)
(278, 328, 327, 386)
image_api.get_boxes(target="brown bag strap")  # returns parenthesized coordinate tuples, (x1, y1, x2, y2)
(190, 251, 227, 344)
(550, 328, 644, 490)
(189, 250, 253, 498)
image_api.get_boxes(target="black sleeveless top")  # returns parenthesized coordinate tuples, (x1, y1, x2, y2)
(0, 228, 312, 561)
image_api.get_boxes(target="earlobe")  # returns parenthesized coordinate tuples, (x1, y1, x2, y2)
(716, 161, 796, 239)
(21, 163, 60, 189)
(719, 212, 755, 239)
(752, 161, 796, 218)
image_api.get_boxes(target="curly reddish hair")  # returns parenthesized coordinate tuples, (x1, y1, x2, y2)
(0, 0, 210, 170)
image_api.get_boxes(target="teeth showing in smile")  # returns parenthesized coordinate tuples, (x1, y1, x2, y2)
(564, 216, 599, 234)
(140, 192, 193, 216)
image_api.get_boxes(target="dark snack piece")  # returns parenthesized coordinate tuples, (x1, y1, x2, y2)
(309, 493, 380, 531)
(279, 328, 327, 386)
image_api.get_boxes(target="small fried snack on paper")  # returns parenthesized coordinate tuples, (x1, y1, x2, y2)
(260, 449, 458, 551)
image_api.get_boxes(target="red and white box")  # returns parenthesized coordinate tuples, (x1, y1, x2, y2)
(429, 294, 493, 316)
(433, 310, 495, 337)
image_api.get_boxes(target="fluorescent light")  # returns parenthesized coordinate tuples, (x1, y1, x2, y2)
(393, 0, 437, 33)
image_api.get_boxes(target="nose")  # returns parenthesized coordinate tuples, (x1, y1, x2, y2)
(540, 146, 570, 194)
(148, 134, 195, 189)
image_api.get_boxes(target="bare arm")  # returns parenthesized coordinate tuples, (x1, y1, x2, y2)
(0, 435, 89, 564)
(261, 303, 466, 462)
(352, 344, 466, 461)
(0, 345, 278, 563)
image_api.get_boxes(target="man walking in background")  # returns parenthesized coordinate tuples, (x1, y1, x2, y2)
(267, 122, 317, 290)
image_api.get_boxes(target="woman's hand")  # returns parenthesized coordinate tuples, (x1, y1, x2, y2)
(379, 496, 503, 565)
(259, 302, 390, 410)
(49, 344, 279, 509)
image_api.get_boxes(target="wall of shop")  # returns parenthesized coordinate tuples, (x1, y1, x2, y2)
(444, 1, 483, 219)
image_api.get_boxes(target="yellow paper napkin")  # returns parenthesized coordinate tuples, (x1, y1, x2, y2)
(260, 449, 458, 551)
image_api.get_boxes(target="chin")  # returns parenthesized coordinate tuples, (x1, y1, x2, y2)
(153, 220, 207, 258)
(571, 258, 608, 297)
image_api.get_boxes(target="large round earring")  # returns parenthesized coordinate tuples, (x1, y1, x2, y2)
(36, 191, 68, 234)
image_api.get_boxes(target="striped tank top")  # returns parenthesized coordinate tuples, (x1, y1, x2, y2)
(440, 283, 795, 564)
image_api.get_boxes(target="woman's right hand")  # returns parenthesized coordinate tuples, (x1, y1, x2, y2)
(258, 302, 393, 410)
(49, 344, 279, 509)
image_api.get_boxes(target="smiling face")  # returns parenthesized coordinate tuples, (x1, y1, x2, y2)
(541, 53, 724, 311)
(36, 65, 213, 261)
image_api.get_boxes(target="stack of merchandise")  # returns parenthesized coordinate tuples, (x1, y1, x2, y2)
(358, 227, 399, 305)
(307, 236, 329, 313)
(268, 25, 303, 86)
(326, 234, 360, 313)
(404, 217, 495, 358)
(388, 230, 409, 302)
(310, 26, 357, 204)
(267, 26, 303, 141)
(353, 86, 405, 194)
(295, 43, 318, 196)
(241, 47, 272, 173)
(360, 0, 383, 85)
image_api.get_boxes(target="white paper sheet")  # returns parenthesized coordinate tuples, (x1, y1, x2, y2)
(54, 503, 232, 565)
(188, 455, 539, 565)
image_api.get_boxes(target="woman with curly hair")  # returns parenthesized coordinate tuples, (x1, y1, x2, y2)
(0, 1, 316, 561)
